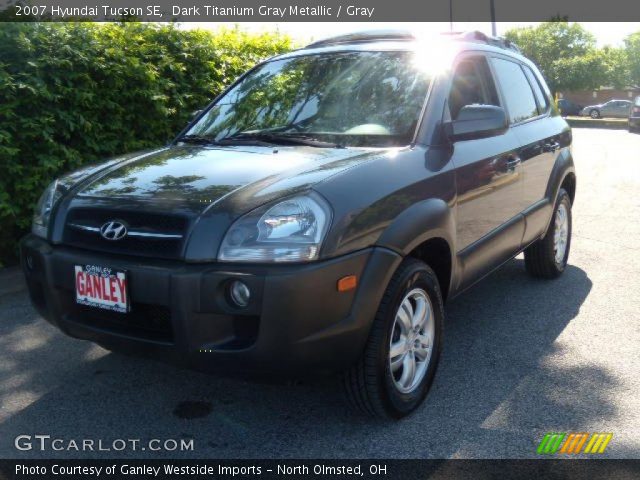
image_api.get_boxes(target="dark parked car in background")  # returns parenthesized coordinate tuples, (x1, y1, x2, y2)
(629, 96, 640, 132)
(21, 30, 576, 418)
(557, 98, 582, 117)
(580, 99, 632, 118)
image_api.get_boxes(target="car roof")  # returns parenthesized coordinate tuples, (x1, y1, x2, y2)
(271, 29, 532, 66)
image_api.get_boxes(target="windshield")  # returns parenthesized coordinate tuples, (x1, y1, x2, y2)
(185, 51, 432, 148)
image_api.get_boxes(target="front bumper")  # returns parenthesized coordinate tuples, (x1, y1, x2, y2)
(20, 235, 401, 376)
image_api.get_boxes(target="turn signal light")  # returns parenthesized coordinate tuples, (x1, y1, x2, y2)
(337, 275, 357, 292)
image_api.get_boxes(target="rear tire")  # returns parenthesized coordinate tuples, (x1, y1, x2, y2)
(343, 258, 444, 419)
(524, 188, 572, 279)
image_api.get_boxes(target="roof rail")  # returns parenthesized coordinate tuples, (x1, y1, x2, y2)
(304, 29, 521, 54)
(444, 30, 521, 53)
(305, 29, 416, 48)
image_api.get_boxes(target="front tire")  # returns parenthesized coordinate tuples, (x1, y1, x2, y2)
(524, 188, 572, 279)
(343, 258, 444, 419)
(590, 109, 600, 119)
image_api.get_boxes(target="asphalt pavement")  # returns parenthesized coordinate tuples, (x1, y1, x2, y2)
(0, 128, 638, 459)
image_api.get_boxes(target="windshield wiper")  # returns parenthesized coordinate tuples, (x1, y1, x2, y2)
(223, 132, 345, 148)
(177, 134, 219, 145)
(178, 131, 345, 148)
(177, 134, 275, 147)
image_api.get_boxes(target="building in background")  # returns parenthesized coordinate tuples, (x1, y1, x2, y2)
(559, 86, 640, 106)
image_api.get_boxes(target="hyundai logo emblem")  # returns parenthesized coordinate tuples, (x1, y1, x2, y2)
(100, 221, 128, 241)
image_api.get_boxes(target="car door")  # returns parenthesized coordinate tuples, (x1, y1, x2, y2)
(601, 101, 615, 117)
(490, 56, 565, 246)
(617, 101, 632, 117)
(609, 101, 622, 117)
(447, 54, 525, 289)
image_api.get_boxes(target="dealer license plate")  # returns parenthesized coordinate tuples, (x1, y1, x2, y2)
(75, 264, 129, 313)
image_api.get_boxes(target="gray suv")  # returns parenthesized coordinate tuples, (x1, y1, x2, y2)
(22, 30, 575, 418)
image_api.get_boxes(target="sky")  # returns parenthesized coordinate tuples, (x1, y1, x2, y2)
(187, 22, 640, 47)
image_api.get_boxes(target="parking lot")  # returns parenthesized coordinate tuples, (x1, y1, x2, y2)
(0, 128, 638, 459)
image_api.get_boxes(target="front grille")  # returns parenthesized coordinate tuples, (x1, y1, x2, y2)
(67, 299, 173, 343)
(63, 208, 188, 259)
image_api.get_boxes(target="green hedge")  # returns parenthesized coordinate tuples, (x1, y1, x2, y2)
(0, 22, 292, 265)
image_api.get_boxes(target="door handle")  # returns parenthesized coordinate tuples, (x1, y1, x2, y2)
(506, 156, 521, 170)
(543, 141, 560, 152)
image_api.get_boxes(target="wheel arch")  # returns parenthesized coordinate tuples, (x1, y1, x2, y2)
(407, 237, 453, 301)
(376, 198, 456, 301)
(560, 171, 576, 205)
(545, 148, 576, 207)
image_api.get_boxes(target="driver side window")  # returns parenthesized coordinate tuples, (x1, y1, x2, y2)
(448, 56, 500, 120)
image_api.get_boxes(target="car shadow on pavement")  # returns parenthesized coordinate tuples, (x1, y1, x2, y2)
(1, 258, 615, 459)
(419, 258, 609, 457)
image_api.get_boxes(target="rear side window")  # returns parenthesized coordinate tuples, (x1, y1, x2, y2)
(448, 56, 500, 120)
(523, 65, 549, 112)
(491, 57, 539, 124)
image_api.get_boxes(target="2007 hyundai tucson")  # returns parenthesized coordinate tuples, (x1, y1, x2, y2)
(21, 30, 576, 418)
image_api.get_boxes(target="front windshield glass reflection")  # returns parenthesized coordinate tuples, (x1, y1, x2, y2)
(186, 51, 432, 147)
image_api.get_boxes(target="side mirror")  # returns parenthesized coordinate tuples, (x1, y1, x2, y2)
(446, 105, 508, 141)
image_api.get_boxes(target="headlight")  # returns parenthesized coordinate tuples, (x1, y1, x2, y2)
(218, 193, 332, 263)
(32, 180, 63, 238)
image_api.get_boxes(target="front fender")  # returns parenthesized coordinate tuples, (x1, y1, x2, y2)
(377, 198, 456, 256)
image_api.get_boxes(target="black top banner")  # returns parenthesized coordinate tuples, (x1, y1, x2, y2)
(2, 0, 640, 22)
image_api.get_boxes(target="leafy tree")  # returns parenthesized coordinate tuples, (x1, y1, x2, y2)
(598, 46, 631, 89)
(504, 22, 607, 93)
(624, 32, 640, 87)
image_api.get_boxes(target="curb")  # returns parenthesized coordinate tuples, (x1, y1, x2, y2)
(565, 118, 630, 130)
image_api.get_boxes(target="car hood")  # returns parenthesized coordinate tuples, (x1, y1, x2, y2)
(66, 144, 388, 215)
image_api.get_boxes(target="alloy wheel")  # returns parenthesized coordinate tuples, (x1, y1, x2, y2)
(553, 203, 569, 265)
(389, 288, 435, 394)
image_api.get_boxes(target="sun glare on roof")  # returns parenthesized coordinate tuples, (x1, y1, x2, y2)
(410, 36, 457, 76)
